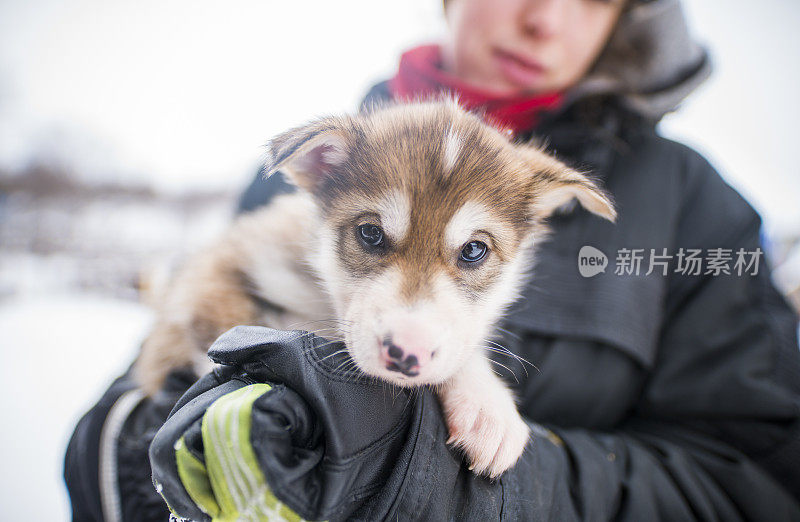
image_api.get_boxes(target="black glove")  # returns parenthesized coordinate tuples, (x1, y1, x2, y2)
(149, 326, 422, 521)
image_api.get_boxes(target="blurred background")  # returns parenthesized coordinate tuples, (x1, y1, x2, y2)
(1, 0, 799, 519)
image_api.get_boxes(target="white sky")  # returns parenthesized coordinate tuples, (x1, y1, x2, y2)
(0, 0, 798, 234)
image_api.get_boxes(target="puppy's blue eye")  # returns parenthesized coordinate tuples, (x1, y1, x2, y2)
(358, 224, 385, 247)
(460, 241, 488, 263)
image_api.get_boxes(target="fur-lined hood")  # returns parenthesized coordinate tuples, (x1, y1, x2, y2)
(570, 0, 712, 121)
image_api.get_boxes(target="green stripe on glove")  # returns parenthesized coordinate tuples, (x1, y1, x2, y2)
(172, 384, 304, 522)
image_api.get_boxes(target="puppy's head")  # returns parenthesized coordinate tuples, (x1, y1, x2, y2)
(265, 101, 615, 386)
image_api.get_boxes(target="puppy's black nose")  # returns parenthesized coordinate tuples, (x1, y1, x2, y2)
(388, 344, 403, 359)
(383, 337, 420, 377)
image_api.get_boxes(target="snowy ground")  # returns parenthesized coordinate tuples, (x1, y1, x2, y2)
(0, 294, 150, 521)
(0, 180, 234, 519)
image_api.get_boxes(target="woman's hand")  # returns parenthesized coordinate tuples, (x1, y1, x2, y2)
(149, 326, 420, 521)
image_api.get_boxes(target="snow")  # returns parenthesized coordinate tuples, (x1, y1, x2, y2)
(0, 294, 152, 521)
(0, 167, 232, 518)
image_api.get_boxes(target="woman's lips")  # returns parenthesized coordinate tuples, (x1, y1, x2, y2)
(493, 48, 546, 88)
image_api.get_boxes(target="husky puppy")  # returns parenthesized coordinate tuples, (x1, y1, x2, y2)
(136, 100, 615, 478)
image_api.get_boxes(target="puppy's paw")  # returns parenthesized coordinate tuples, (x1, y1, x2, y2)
(440, 382, 530, 479)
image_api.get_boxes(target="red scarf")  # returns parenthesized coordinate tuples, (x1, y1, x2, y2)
(388, 44, 563, 135)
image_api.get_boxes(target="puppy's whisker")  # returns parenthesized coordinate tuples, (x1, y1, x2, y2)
(302, 338, 348, 356)
(291, 318, 355, 327)
(294, 328, 345, 340)
(398, 388, 412, 415)
(494, 326, 522, 341)
(330, 358, 354, 377)
(335, 361, 364, 384)
(294, 325, 349, 336)
(479, 341, 539, 374)
(482, 356, 519, 384)
(483, 339, 509, 350)
(480, 346, 531, 377)
(287, 324, 346, 334)
(316, 348, 350, 363)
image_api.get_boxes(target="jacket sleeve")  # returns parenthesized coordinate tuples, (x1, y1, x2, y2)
(236, 168, 296, 214)
(63, 367, 197, 522)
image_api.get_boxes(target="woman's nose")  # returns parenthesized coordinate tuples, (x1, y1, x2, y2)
(520, 0, 568, 39)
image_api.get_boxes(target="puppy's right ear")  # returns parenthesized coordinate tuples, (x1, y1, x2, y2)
(264, 117, 352, 192)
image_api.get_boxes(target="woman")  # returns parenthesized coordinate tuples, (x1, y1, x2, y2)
(67, 0, 800, 520)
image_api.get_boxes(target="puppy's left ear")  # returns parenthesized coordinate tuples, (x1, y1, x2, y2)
(264, 116, 352, 192)
(527, 153, 617, 222)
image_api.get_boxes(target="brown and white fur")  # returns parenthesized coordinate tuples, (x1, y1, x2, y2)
(135, 100, 616, 479)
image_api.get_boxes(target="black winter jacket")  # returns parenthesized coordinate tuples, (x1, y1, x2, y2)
(65, 83, 800, 520)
